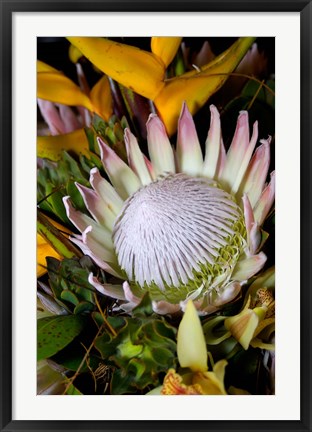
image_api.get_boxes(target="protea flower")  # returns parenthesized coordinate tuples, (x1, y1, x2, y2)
(63, 103, 275, 315)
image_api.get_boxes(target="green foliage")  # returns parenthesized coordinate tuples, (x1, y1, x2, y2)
(95, 295, 177, 394)
(37, 151, 91, 224)
(51, 338, 99, 372)
(37, 360, 66, 395)
(65, 384, 83, 395)
(45, 256, 100, 313)
(37, 40, 275, 395)
(88, 114, 128, 162)
(242, 78, 275, 109)
(37, 212, 79, 259)
(37, 315, 86, 360)
(222, 78, 275, 147)
(224, 348, 267, 394)
(37, 113, 129, 227)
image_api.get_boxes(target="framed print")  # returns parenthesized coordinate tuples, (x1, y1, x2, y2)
(1, 0, 311, 431)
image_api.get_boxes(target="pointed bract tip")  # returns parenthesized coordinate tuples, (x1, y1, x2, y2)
(97, 136, 116, 161)
(124, 127, 131, 139)
(238, 110, 248, 117)
(236, 110, 249, 129)
(146, 112, 167, 136)
(209, 104, 220, 117)
(90, 167, 99, 176)
(124, 128, 138, 149)
(260, 136, 272, 145)
(97, 136, 110, 151)
(81, 225, 93, 243)
(74, 181, 86, 194)
(62, 196, 71, 215)
(146, 112, 159, 125)
(146, 113, 168, 137)
(62, 195, 71, 205)
(177, 299, 208, 373)
(179, 100, 191, 120)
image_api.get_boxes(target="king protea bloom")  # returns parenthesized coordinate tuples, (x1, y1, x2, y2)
(63, 103, 275, 315)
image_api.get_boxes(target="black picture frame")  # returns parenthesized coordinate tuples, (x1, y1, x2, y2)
(1, 0, 311, 431)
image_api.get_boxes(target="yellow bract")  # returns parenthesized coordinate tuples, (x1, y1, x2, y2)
(67, 37, 166, 100)
(37, 60, 60, 73)
(68, 36, 255, 136)
(37, 69, 94, 112)
(151, 37, 182, 67)
(160, 300, 228, 395)
(37, 60, 113, 123)
(155, 37, 257, 135)
(177, 300, 208, 372)
(37, 233, 62, 277)
(89, 75, 113, 120)
(69, 44, 83, 64)
(37, 128, 89, 161)
(37, 219, 72, 277)
(192, 360, 227, 395)
(224, 307, 260, 350)
(38, 37, 256, 159)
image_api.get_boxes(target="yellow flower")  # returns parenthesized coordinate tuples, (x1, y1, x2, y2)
(204, 267, 275, 351)
(68, 36, 255, 136)
(149, 300, 227, 395)
(37, 59, 113, 160)
(37, 233, 62, 277)
(37, 60, 112, 119)
(37, 216, 73, 277)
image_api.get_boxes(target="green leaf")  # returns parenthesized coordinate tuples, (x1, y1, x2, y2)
(88, 153, 103, 170)
(66, 180, 87, 212)
(95, 315, 177, 394)
(74, 301, 95, 315)
(107, 316, 127, 330)
(242, 79, 275, 109)
(151, 346, 177, 367)
(37, 315, 86, 360)
(79, 154, 93, 174)
(95, 331, 118, 359)
(47, 257, 97, 310)
(105, 126, 117, 146)
(92, 114, 108, 135)
(65, 384, 83, 395)
(132, 292, 153, 317)
(51, 341, 99, 372)
(37, 360, 66, 395)
(37, 212, 79, 259)
(113, 122, 125, 142)
(61, 290, 80, 306)
(37, 291, 68, 316)
(117, 336, 143, 359)
(62, 151, 86, 180)
(225, 347, 264, 394)
(92, 311, 104, 328)
(37, 150, 92, 223)
(91, 113, 127, 162)
(46, 257, 63, 298)
(84, 126, 97, 153)
(46, 189, 69, 224)
(222, 93, 275, 146)
(110, 369, 137, 395)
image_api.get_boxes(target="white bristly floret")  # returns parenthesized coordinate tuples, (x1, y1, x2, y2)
(113, 173, 243, 291)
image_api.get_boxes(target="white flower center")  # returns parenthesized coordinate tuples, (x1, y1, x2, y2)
(113, 174, 245, 300)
